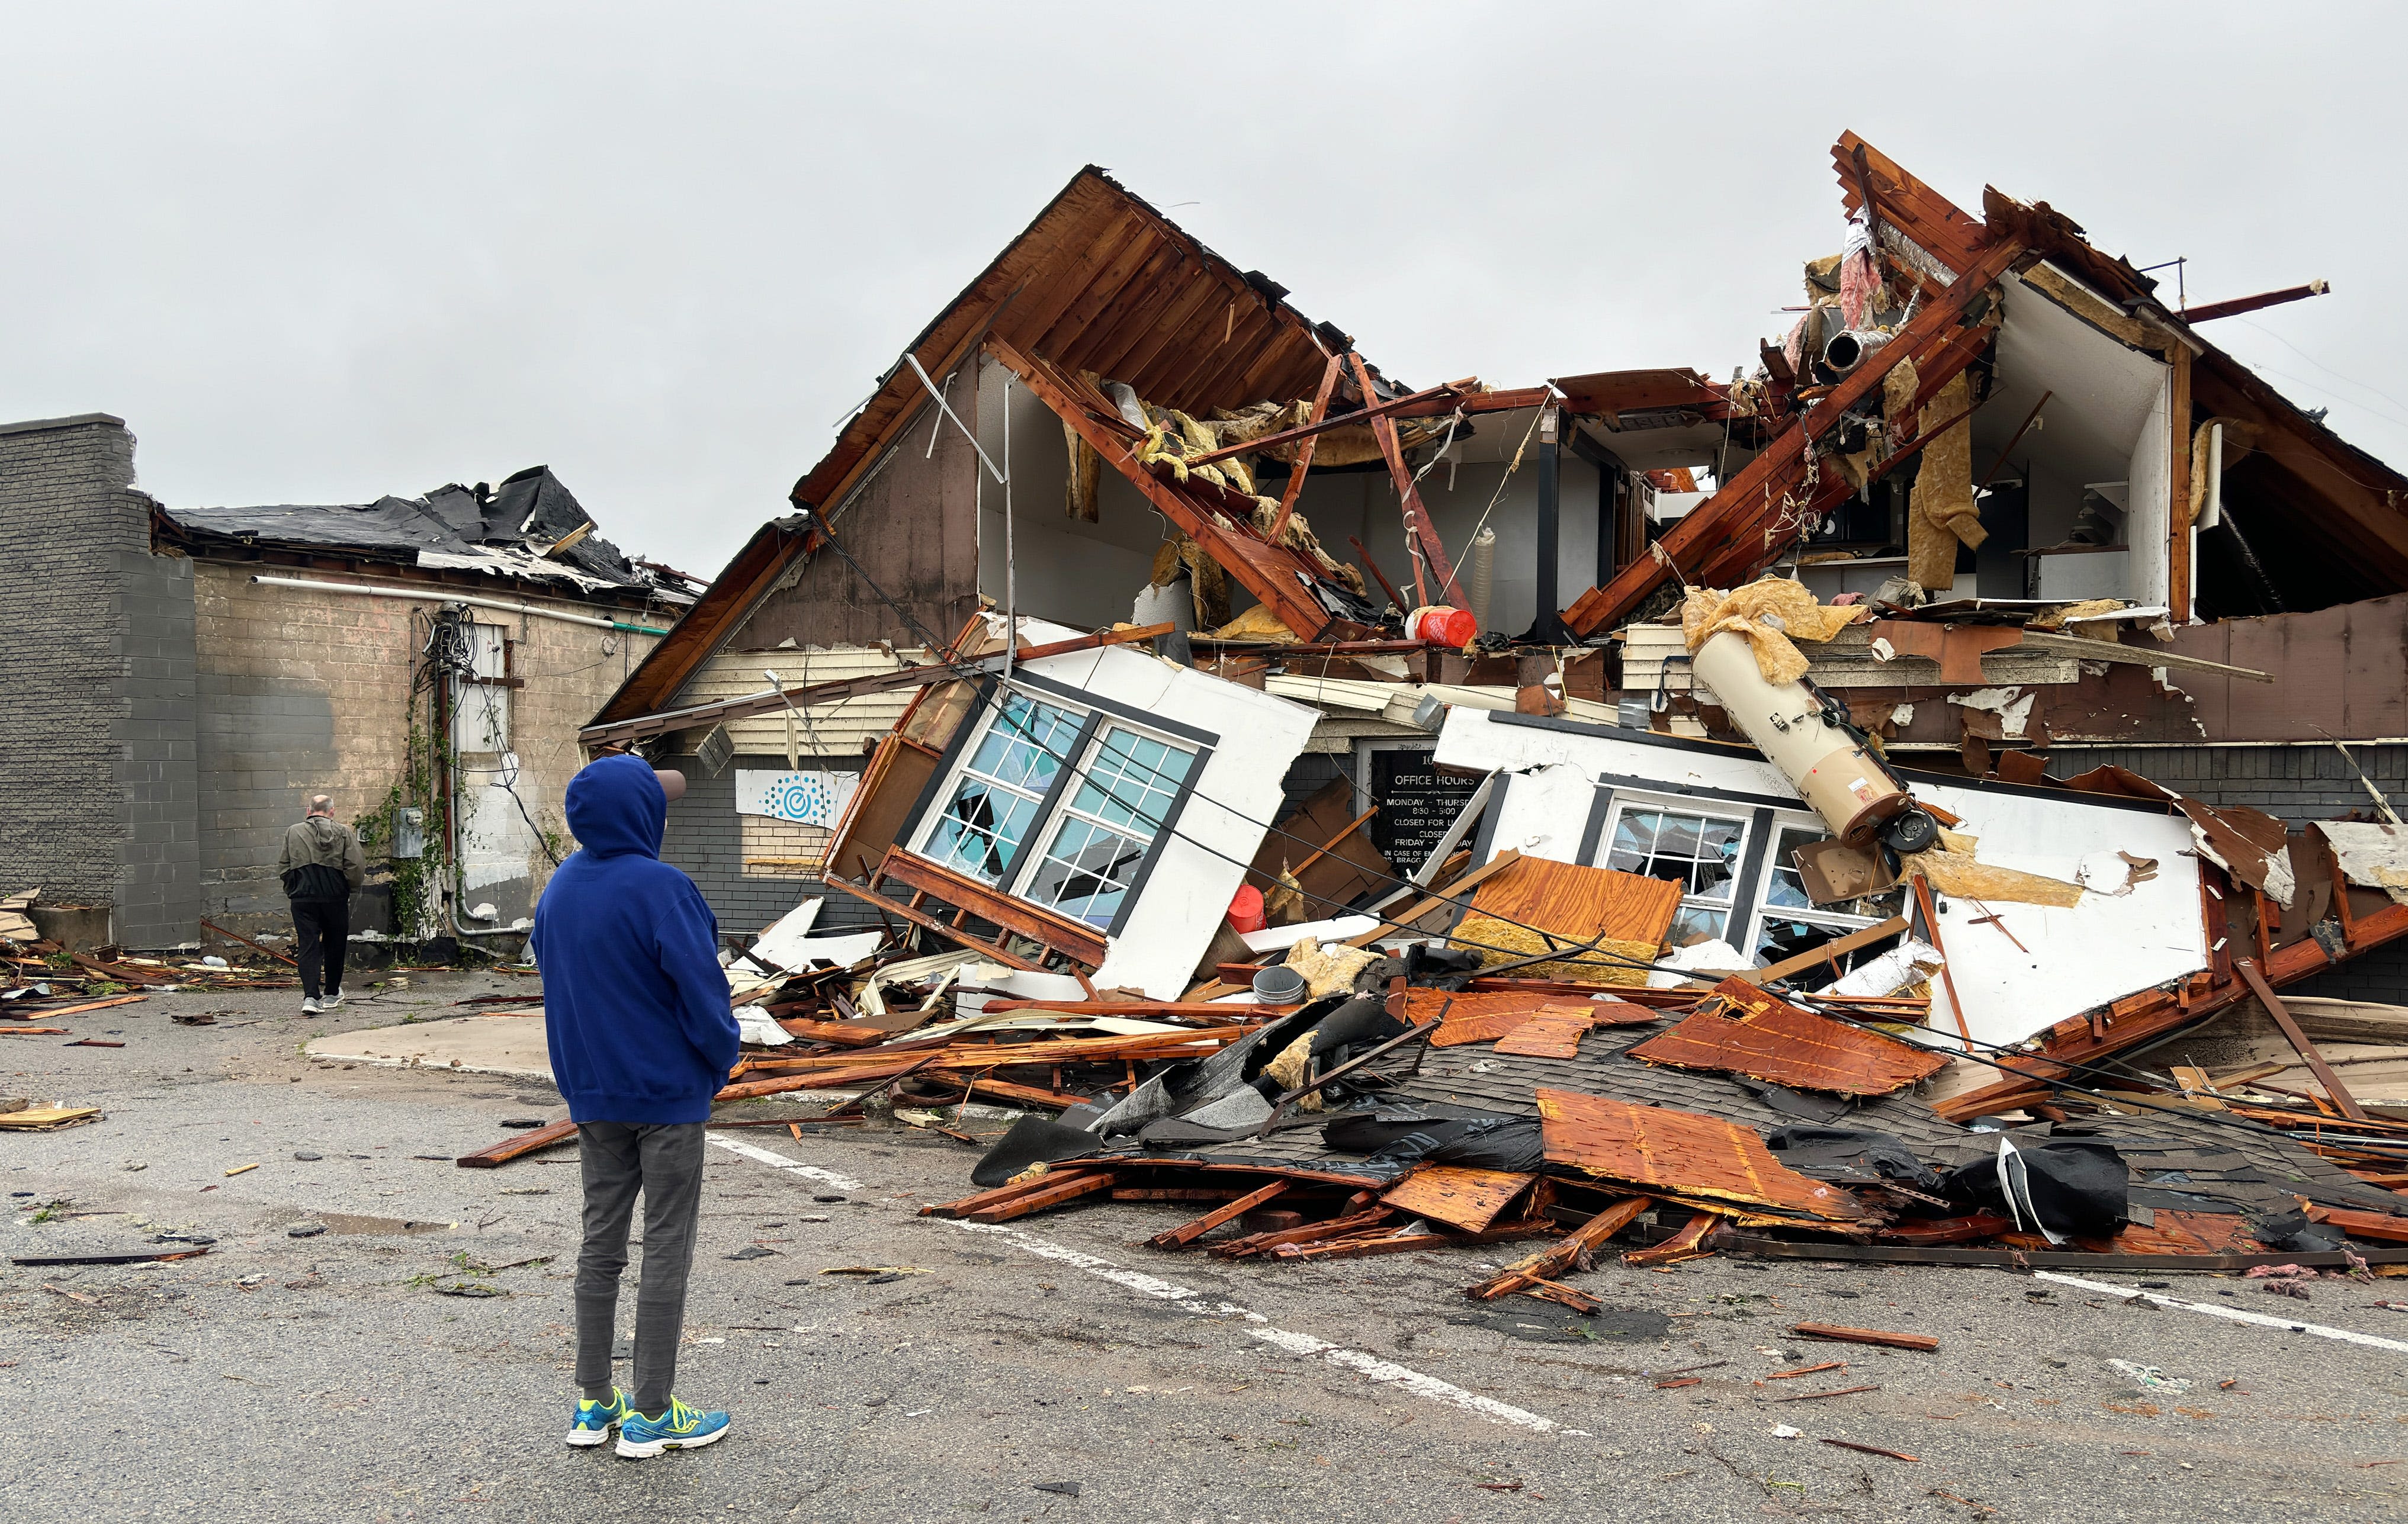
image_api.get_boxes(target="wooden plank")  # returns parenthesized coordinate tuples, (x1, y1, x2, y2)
(1792, 1322, 1939, 1353)
(920, 1169, 1112, 1220)
(1742, 916, 1908, 988)
(1149, 1179, 1290, 1249)
(1341, 849, 1526, 946)
(1465, 1195, 1652, 1300)
(2236, 956, 2369, 1121)
(1212, 1206, 1392, 1259)
(14, 994, 148, 1020)
(1379, 1166, 1535, 1233)
(877, 848, 1111, 967)
(2301, 1204, 2408, 1245)
(1912, 875, 1975, 1043)
(823, 873, 1045, 975)
(1624, 1210, 1720, 1267)
(1268, 351, 1346, 542)
(1189, 374, 1465, 467)
(2168, 343, 2193, 623)
(1564, 235, 2025, 634)
(963, 1170, 1116, 1223)
(455, 1118, 579, 1169)
(1349, 353, 1456, 606)
(1266, 1220, 1556, 1262)
(1492, 1005, 1595, 1059)
(987, 332, 1340, 641)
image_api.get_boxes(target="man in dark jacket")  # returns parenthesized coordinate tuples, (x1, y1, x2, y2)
(278, 795, 366, 1015)
(531, 754, 741, 1459)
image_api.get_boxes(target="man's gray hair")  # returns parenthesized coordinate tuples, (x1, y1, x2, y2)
(308, 794, 333, 816)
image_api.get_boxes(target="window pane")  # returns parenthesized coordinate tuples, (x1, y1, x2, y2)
(1071, 726, 1195, 834)
(923, 780, 1041, 885)
(1655, 815, 1703, 857)
(1607, 805, 1747, 901)
(1667, 904, 1728, 947)
(1022, 816, 1149, 927)
(968, 695, 1083, 792)
(1753, 914, 1902, 992)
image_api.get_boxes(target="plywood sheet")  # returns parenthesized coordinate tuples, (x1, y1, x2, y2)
(1534, 1086, 1869, 1222)
(1627, 978, 1947, 1097)
(1379, 1166, 1536, 1233)
(2091, 1209, 2264, 1257)
(1409, 989, 1661, 1048)
(1492, 1005, 1594, 1059)
(1469, 857, 1683, 945)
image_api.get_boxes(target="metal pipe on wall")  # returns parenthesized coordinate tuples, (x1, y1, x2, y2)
(249, 574, 671, 635)
(1530, 408, 1565, 642)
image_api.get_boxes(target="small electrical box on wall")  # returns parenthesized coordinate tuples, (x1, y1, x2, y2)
(394, 806, 426, 859)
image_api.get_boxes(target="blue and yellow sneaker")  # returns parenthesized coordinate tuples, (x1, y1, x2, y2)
(566, 1387, 631, 1448)
(615, 1396, 731, 1458)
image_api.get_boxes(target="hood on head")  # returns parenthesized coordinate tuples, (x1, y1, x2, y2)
(564, 754, 666, 860)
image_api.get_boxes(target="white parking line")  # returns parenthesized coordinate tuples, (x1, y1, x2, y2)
(2036, 1271, 2408, 1353)
(717, 1138, 1582, 1436)
(708, 1134, 865, 1192)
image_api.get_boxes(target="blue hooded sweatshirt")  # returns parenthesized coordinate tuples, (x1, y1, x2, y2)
(531, 754, 740, 1124)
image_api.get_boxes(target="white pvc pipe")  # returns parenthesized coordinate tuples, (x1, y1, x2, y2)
(2201, 422, 2225, 529)
(248, 574, 670, 635)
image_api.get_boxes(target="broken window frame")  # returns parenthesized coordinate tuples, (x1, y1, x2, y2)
(1594, 793, 1755, 949)
(903, 671, 1216, 937)
(1579, 780, 1901, 972)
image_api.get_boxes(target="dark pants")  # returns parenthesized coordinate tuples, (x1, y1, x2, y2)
(290, 898, 349, 1000)
(575, 1121, 707, 1416)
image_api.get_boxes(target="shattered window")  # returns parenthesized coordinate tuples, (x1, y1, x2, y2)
(918, 693, 1084, 886)
(1019, 725, 1197, 927)
(1606, 806, 1749, 947)
(1751, 824, 1908, 989)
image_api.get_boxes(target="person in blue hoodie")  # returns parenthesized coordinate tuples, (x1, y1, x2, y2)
(530, 754, 742, 1459)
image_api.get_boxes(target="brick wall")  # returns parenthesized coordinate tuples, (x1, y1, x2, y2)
(190, 564, 662, 939)
(660, 753, 888, 941)
(2049, 742, 2408, 1003)
(0, 414, 200, 947)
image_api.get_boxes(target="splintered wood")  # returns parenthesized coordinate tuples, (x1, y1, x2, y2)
(1533, 1088, 1870, 1222)
(1415, 990, 1658, 1047)
(1378, 1166, 1535, 1233)
(1492, 1005, 1595, 1059)
(1627, 977, 1945, 1097)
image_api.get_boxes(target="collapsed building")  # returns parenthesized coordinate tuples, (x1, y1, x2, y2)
(542, 133, 2408, 1280)
(0, 412, 694, 950)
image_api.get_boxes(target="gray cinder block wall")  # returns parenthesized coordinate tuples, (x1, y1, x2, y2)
(2049, 743, 2408, 1002)
(0, 414, 199, 947)
(659, 755, 891, 941)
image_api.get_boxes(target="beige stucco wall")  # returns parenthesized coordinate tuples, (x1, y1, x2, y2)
(190, 561, 665, 938)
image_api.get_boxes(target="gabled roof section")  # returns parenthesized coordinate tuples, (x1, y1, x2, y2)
(792, 165, 1341, 518)
(594, 168, 1353, 733)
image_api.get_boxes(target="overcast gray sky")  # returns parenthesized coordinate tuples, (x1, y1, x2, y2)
(5, 3, 2400, 579)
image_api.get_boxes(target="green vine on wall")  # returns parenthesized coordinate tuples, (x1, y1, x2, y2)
(354, 716, 455, 939)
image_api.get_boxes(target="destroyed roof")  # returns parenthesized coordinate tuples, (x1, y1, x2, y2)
(592, 166, 1364, 729)
(160, 465, 688, 600)
(1562, 130, 2408, 632)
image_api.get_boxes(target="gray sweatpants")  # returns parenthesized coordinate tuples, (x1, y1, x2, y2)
(574, 1121, 706, 1416)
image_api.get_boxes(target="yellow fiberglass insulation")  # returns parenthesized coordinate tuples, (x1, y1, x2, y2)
(1211, 604, 1301, 642)
(1903, 847, 2084, 909)
(1680, 577, 1869, 687)
(1907, 371, 1984, 594)
(1281, 936, 1384, 998)
(1449, 912, 1654, 987)
(1260, 1030, 1321, 1111)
